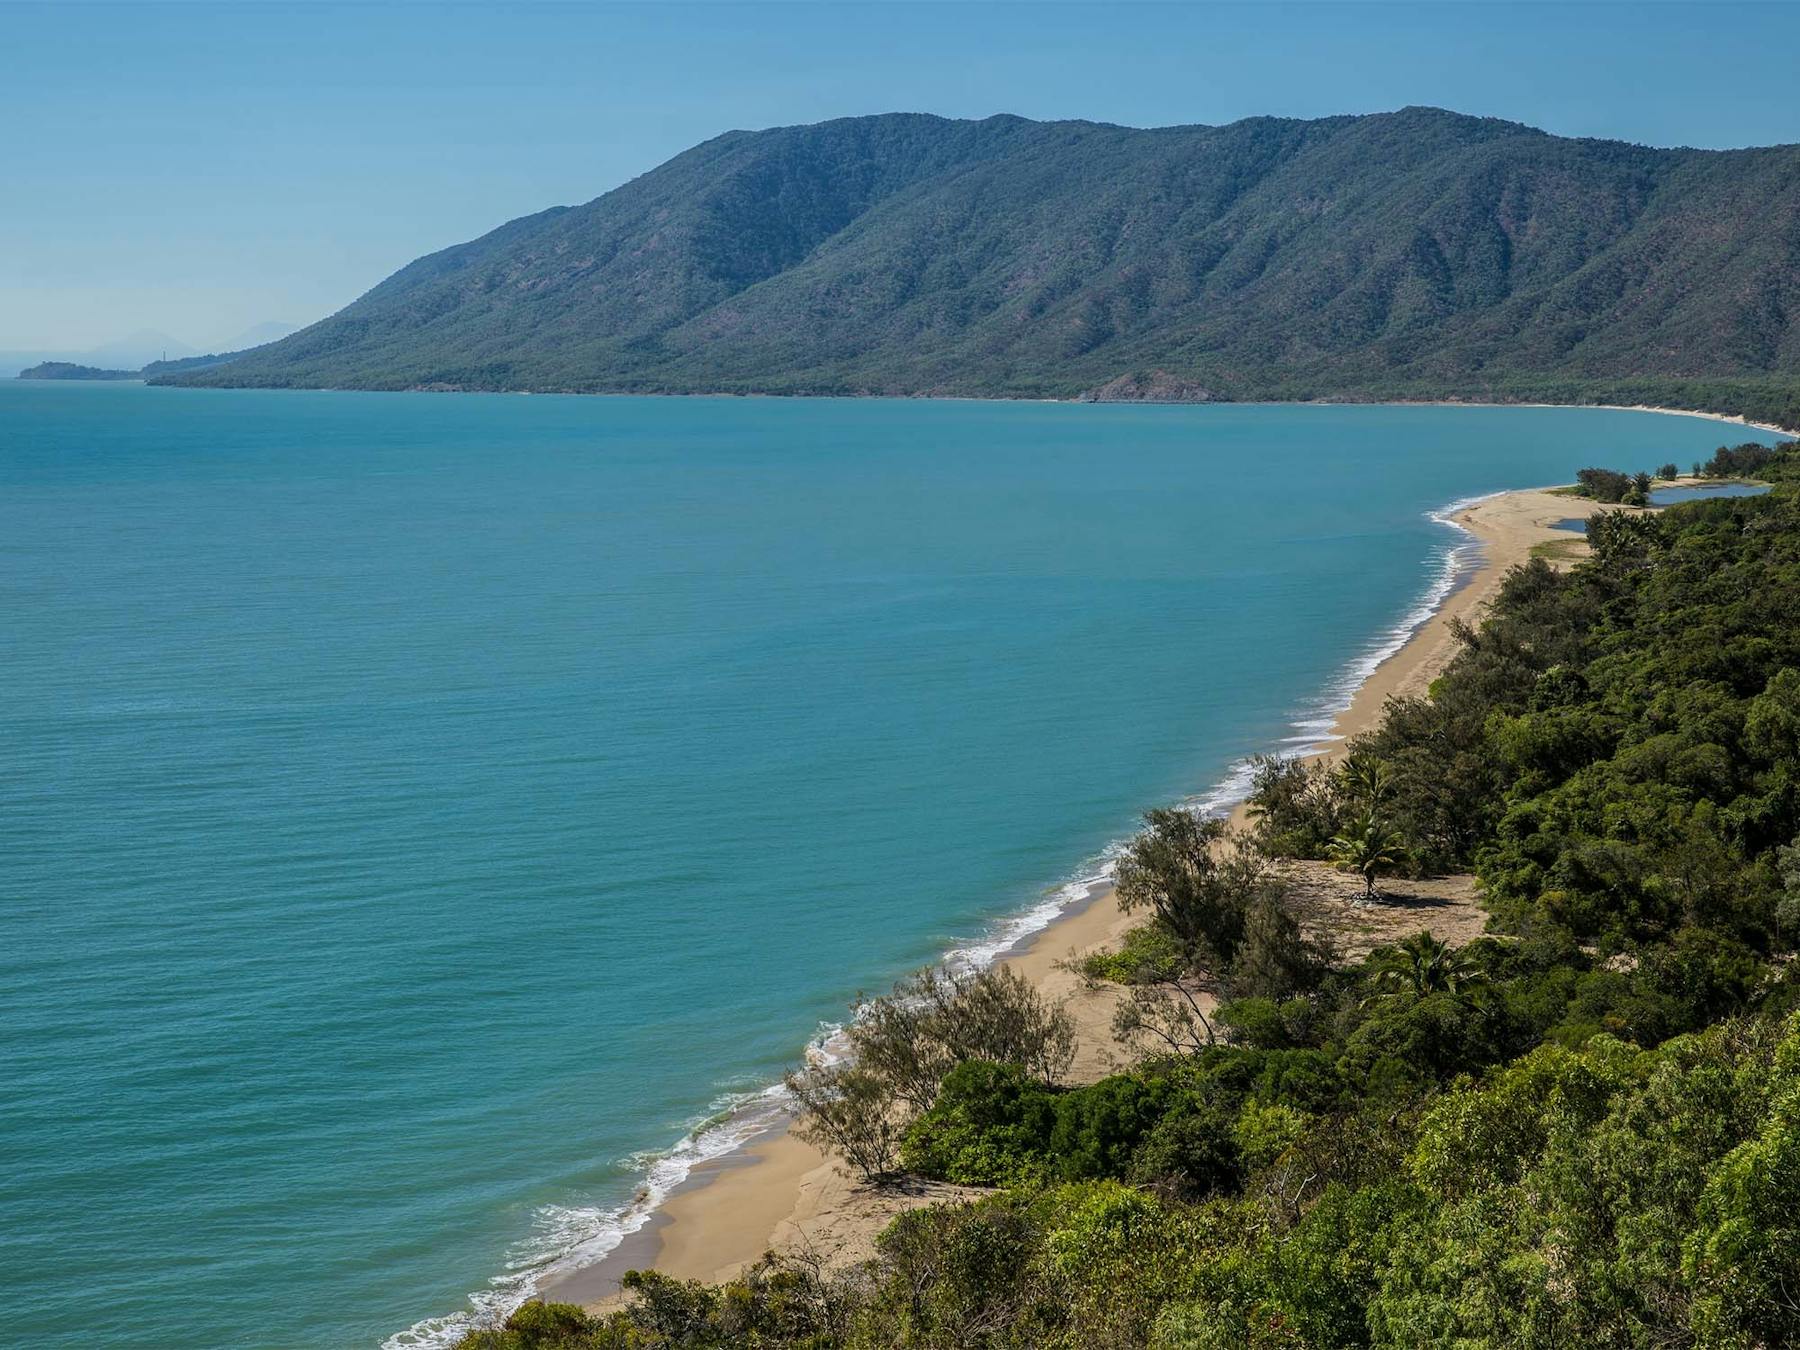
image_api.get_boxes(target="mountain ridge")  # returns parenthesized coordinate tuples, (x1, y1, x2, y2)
(159, 108, 1800, 425)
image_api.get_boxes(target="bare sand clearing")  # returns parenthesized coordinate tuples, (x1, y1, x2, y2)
(540, 480, 1620, 1309)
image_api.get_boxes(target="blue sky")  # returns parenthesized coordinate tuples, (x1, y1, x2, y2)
(7, 0, 1800, 353)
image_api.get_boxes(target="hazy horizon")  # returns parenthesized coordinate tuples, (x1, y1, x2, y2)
(0, 322, 299, 367)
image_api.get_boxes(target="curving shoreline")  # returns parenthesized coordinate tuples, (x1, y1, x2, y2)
(531, 480, 1609, 1312)
(1387, 401, 1791, 439)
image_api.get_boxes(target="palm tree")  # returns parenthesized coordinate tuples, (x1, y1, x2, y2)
(1326, 811, 1408, 905)
(1365, 931, 1487, 1005)
(1338, 752, 1393, 811)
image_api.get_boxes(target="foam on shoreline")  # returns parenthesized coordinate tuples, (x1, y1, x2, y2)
(962, 489, 1496, 966)
(383, 1075, 796, 1349)
(1279, 488, 1496, 759)
(389, 486, 1513, 1346)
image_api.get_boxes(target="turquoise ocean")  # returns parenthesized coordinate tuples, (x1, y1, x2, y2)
(1, 384, 1781, 1348)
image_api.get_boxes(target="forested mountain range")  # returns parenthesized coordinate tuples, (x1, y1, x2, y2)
(160, 108, 1800, 424)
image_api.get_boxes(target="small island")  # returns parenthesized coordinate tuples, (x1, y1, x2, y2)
(17, 361, 139, 381)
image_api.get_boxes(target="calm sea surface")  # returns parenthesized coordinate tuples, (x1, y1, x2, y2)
(1, 384, 1780, 1348)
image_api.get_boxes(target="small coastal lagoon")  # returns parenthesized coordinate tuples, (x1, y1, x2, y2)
(0, 383, 1783, 1349)
(1650, 481, 1773, 505)
(1555, 479, 1772, 532)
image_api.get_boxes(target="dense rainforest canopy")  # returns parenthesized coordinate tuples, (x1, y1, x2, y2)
(456, 452, 1800, 1347)
(161, 109, 1800, 427)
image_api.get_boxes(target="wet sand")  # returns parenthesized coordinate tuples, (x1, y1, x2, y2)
(540, 480, 1620, 1308)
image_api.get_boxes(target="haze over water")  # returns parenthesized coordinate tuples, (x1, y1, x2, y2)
(0, 384, 1776, 1347)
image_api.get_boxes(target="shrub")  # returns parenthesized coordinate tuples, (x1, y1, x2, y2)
(1216, 995, 1312, 1050)
(782, 1062, 903, 1182)
(1245, 754, 1344, 858)
(1701, 441, 1780, 478)
(1130, 1102, 1243, 1199)
(853, 964, 1076, 1113)
(872, 1195, 1044, 1344)
(1575, 466, 1633, 501)
(456, 1301, 595, 1349)
(786, 963, 1076, 1181)
(898, 1060, 1057, 1184)
(1116, 810, 1280, 968)
(1225, 891, 1331, 999)
(1041, 1180, 1168, 1275)
(1232, 1100, 1312, 1171)
(1051, 1072, 1173, 1179)
(1080, 922, 1186, 984)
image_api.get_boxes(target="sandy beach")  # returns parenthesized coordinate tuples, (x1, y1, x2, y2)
(1391, 400, 1793, 439)
(539, 480, 1646, 1309)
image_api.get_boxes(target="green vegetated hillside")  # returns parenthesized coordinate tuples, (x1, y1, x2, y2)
(464, 447, 1800, 1347)
(138, 350, 251, 378)
(18, 361, 138, 380)
(163, 108, 1800, 422)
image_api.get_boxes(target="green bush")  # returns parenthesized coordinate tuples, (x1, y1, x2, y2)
(457, 1301, 595, 1349)
(1215, 995, 1315, 1049)
(898, 1059, 1057, 1185)
(1079, 922, 1186, 984)
(1575, 465, 1634, 502)
(1049, 1072, 1174, 1181)
(1129, 1102, 1242, 1199)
